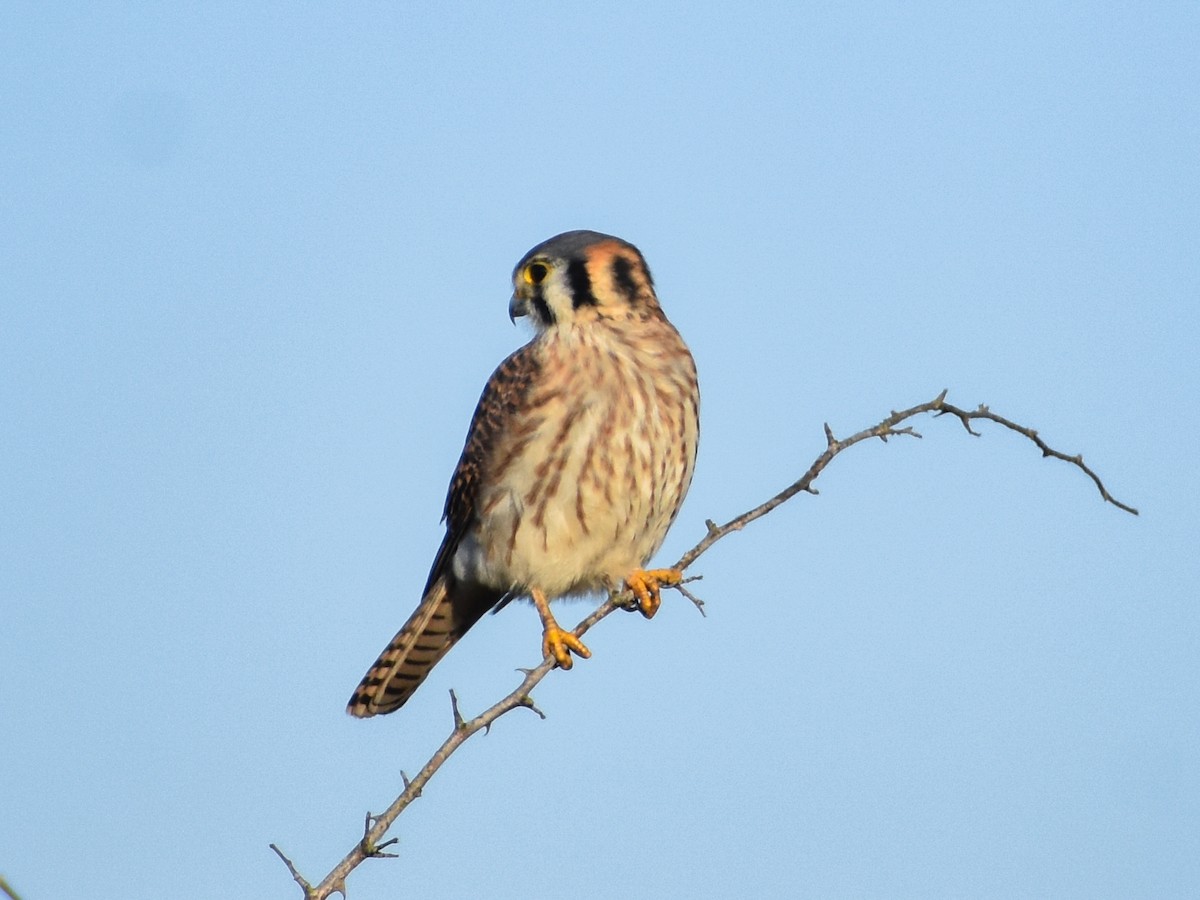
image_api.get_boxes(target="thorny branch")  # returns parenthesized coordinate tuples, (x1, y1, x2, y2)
(272, 390, 1136, 898)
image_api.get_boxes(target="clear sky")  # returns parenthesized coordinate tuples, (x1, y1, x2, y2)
(3, 4, 1197, 899)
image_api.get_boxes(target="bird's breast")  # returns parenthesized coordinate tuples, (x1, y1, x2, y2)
(462, 321, 698, 598)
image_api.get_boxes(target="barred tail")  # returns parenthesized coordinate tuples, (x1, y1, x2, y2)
(347, 576, 498, 718)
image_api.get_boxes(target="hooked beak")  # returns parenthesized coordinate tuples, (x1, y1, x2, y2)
(508, 291, 529, 323)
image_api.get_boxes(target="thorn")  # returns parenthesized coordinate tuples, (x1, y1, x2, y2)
(371, 837, 400, 858)
(519, 695, 547, 720)
(361, 838, 399, 859)
(359, 812, 401, 859)
(935, 388, 948, 405)
(705, 518, 720, 536)
(824, 422, 836, 446)
(449, 689, 465, 730)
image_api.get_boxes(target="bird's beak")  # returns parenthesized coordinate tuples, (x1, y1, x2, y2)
(508, 291, 528, 323)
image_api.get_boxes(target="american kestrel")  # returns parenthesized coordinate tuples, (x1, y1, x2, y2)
(348, 230, 699, 717)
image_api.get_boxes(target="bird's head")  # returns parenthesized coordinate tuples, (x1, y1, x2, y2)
(509, 230, 660, 331)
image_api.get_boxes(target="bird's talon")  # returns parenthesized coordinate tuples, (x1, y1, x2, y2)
(624, 567, 683, 619)
(542, 627, 590, 669)
(532, 587, 590, 669)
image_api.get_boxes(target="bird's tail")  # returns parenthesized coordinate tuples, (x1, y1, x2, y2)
(347, 575, 499, 717)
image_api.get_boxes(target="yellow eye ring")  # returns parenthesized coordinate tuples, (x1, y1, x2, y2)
(523, 261, 550, 285)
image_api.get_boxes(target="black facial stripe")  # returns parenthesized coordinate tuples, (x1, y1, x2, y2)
(531, 288, 555, 325)
(567, 258, 598, 308)
(611, 255, 640, 304)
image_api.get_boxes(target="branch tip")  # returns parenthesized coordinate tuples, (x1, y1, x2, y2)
(676, 582, 707, 616)
(270, 843, 313, 896)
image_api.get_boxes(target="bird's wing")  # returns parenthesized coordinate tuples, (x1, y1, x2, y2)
(422, 342, 541, 595)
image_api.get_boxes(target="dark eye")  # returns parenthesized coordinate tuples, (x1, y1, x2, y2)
(525, 262, 549, 285)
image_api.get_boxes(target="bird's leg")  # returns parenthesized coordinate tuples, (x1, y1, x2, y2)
(531, 587, 591, 669)
(624, 568, 683, 619)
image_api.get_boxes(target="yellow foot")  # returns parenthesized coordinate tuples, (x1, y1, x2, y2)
(531, 586, 591, 669)
(542, 626, 591, 670)
(625, 568, 683, 619)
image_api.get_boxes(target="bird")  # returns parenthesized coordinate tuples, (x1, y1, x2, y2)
(348, 230, 700, 718)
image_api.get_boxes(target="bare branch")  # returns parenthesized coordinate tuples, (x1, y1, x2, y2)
(675, 577, 707, 616)
(274, 390, 1135, 898)
(270, 844, 315, 899)
(932, 398, 1139, 515)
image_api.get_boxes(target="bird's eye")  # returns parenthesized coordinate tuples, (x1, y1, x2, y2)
(524, 262, 550, 285)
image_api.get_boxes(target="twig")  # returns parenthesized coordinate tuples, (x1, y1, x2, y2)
(273, 390, 1135, 898)
(269, 845, 314, 899)
(932, 397, 1138, 515)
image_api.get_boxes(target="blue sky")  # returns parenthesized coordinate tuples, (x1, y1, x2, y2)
(3, 4, 1197, 898)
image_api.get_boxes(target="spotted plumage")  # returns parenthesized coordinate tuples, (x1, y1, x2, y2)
(348, 230, 699, 718)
